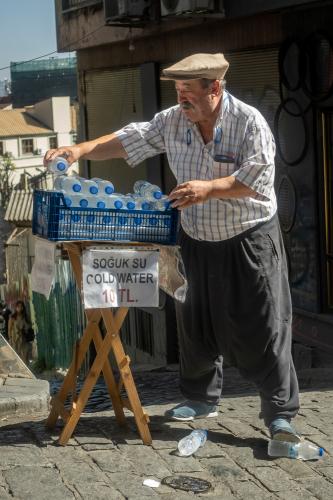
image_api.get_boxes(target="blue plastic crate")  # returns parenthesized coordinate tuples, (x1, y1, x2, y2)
(32, 190, 179, 244)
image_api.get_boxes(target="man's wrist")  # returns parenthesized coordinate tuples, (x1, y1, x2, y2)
(210, 178, 231, 199)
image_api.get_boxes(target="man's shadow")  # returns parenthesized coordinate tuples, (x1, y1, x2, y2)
(0, 414, 270, 462)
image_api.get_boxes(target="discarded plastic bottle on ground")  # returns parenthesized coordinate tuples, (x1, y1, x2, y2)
(47, 156, 69, 175)
(178, 430, 207, 457)
(268, 440, 324, 460)
(54, 175, 81, 193)
(91, 177, 115, 195)
(133, 180, 163, 201)
(78, 177, 99, 195)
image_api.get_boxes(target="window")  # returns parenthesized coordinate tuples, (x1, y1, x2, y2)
(0, 141, 3, 156)
(21, 138, 34, 155)
(49, 136, 58, 149)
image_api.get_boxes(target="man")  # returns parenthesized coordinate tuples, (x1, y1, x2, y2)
(44, 53, 300, 442)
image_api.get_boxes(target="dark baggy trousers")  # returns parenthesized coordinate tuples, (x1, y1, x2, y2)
(175, 215, 300, 426)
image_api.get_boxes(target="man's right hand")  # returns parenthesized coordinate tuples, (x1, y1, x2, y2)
(43, 145, 81, 168)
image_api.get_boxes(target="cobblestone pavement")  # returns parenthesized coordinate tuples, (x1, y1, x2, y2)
(0, 367, 332, 500)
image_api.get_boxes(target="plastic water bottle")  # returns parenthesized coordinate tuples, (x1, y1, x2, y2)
(130, 193, 152, 210)
(177, 430, 207, 457)
(150, 195, 171, 211)
(133, 180, 163, 201)
(103, 194, 126, 210)
(268, 440, 324, 460)
(78, 177, 99, 195)
(54, 175, 82, 193)
(91, 177, 115, 195)
(47, 156, 69, 175)
(62, 192, 90, 208)
(122, 195, 136, 210)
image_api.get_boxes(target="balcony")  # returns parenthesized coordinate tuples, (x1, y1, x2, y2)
(61, 0, 103, 14)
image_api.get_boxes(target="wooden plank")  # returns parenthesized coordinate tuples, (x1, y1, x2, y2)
(91, 322, 127, 426)
(102, 308, 152, 445)
(58, 308, 129, 445)
(49, 396, 71, 423)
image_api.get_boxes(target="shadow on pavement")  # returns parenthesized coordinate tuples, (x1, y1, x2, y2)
(0, 414, 269, 462)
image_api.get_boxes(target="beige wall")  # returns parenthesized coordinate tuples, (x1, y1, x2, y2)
(28, 97, 72, 134)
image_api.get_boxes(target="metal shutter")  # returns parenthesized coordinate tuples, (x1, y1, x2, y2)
(84, 68, 147, 194)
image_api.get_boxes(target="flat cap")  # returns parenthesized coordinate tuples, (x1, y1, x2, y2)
(161, 53, 229, 81)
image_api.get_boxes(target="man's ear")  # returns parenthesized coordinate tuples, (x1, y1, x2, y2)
(211, 80, 220, 96)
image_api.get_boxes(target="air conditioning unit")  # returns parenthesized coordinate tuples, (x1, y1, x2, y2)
(161, 0, 223, 16)
(104, 0, 152, 24)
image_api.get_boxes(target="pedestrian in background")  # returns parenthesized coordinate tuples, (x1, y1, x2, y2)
(44, 52, 300, 443)
(8, 300, 32, 364)
(0, 301, 11, 341)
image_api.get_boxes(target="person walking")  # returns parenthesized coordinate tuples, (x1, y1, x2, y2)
(44, 52, 300, 442)
(8, 300, 32, 365)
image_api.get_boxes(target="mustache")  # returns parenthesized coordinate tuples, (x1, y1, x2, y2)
(181, 101, 194, 110)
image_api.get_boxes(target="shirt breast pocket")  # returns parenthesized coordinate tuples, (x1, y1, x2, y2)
(213, 160, 236, 179)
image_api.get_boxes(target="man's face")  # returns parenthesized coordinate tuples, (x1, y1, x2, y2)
(175, 79, 218, 122)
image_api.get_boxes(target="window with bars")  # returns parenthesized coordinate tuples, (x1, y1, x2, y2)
(21, 138, 34, 155)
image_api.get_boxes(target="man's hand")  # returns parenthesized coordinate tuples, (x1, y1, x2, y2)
(43, 145, 81, 168)
(168, 180, 214, 209)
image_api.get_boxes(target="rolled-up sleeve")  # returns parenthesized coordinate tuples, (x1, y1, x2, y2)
(116, 112, 166, 167)
(232, 115, 276, 201)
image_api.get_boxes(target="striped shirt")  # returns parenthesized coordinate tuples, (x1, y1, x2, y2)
(116, 91, 277, 242)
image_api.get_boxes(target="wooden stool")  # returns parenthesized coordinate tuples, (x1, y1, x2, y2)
(45, 242, 152, 446)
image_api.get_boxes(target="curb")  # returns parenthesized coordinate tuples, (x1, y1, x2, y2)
(0, 377, 50, 418)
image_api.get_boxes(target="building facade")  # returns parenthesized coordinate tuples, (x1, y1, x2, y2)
(0, 96, 77, 185)
(54, 0, 333, 360)
(10, 57, 77, 108)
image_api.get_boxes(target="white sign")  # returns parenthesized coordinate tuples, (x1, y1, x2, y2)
(82, 248, 159, 309)
(31, 238, 56, 299)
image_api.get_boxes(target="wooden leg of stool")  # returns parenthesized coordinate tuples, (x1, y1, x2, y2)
(45, 312, 98, 429)
(91, 323, 126, 426)
(58, 314, 124, 445)
(102, 308, 152, 445)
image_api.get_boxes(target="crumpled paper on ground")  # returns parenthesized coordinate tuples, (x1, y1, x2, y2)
(158, 245, 188, 303)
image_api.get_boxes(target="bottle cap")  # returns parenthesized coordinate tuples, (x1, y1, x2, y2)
(73, 184, 81, 192)
(127, 201, 136, 210)
(114, 200, 123, 209)
(142, 202, 150, 210)
(97, 201, 106, 209)
(57, 161, 67, 171)
(319, 447, 324, 457)
(153, 191, 162, 200)
(80, 199, 89, 208)
(89, 186, 98, 195)
(105, 186, 114, 194)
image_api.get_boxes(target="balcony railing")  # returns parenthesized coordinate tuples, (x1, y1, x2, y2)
(61, 0, 103, 13)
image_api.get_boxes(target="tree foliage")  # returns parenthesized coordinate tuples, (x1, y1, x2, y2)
(0, 153, 15, 209)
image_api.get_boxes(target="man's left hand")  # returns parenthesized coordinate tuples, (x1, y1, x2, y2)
(168, 180, 213, 209)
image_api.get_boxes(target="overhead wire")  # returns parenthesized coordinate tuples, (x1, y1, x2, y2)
(0, 23, 106, 73)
